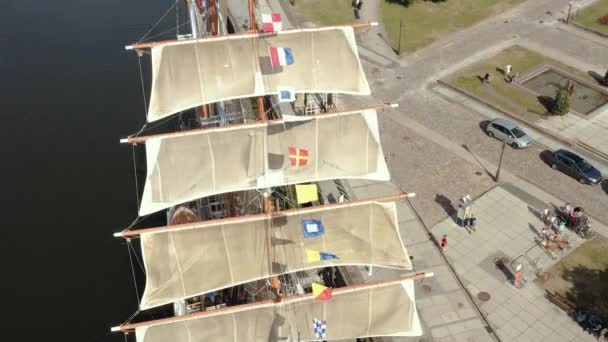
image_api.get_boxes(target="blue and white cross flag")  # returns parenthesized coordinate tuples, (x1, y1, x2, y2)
(302, 219, 324, 238)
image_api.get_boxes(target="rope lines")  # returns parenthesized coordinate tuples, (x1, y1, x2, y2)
(137, 0, 179, 43)
(126, 240, 141, 303)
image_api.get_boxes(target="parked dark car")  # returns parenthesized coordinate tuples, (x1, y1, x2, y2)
(551, 149, 603, 185)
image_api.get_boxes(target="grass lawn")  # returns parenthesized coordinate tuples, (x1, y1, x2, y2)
(381, 0, 524, 53)
(293, 0, 353, 25)
(542, 238, 608, 318)
(445, 45, 595, 116)
(573, 0, 608, 34)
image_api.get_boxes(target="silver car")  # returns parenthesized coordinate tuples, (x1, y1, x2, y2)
(486, 118, 532, 148)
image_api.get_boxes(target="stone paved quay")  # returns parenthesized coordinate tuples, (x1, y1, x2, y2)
(431, 184, 602, 342)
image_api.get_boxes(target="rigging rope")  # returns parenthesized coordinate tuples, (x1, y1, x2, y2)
(139, 21, 191, 43)
(176, 0, 180, 36)
(132, 145, 141, 209)
(136, 54, 148, 118)
(128, 239, 146, 275)
(126, 239, 141, 303)
(137, 0, 179, 43)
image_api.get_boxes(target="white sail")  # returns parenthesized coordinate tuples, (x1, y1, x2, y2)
(138, 201, 411, 310)
(135, 279, 422, 342)
(147, 26, 370, 122)
(139, 109, 389, 216)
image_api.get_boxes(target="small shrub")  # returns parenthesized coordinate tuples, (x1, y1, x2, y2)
(598, 15, 608, 25)
(552, 88, 570, 116)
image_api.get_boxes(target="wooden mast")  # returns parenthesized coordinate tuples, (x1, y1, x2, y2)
(248, 0, 266, 121)
(111, 271, 433, 332)
(114, 191, 415, 238)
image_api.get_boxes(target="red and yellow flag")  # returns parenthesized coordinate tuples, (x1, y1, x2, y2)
(312, 282, 333, 302)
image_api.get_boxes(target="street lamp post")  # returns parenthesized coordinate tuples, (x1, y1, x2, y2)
(566, 0, 575, 24)
(495, 140, 506, 182)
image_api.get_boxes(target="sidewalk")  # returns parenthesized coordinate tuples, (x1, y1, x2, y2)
(431, 184, 600, 342)
(319, 180, 496, 342)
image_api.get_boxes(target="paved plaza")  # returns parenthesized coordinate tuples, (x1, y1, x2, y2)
(432, 185, 603, 342)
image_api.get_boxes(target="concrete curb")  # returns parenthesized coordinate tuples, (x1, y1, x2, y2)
(568, 21, 608, 38)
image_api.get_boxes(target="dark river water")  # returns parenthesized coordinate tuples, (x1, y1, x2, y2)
(2, 1, 179, 340)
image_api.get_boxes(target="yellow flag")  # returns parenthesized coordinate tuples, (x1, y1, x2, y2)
(305, 248, 321, 263)
(296, 184, 318, 204)
(312, 282, 328, 297)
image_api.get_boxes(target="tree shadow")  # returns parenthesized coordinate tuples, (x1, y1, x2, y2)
(588, 70, 606, 87)
(434, 194, 457, 221)
(562, 265, 608, 321)
(385, 0, 411, 5)
(539, 149, 554, 166)
(537, 95, 555, 112)
(496, 67, 505, 75)
(477, 75, 485, 83)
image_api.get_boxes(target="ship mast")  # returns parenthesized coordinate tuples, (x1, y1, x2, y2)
(186, 0, 210, 118)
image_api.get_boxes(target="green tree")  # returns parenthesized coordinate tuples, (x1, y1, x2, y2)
(552, 88, 570, 116)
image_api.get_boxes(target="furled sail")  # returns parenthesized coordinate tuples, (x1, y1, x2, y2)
(139, 109, 389, 216)
(146, 26, 370, 122)
(135, 279, 422, 342)
(138, 201, 411, 310)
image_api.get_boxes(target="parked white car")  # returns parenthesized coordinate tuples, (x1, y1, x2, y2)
(486, 118, 532, 148)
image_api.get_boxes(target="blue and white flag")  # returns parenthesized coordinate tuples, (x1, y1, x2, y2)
(313, 318, 327, 339)
(278, 86, 295, 103)
(302, 219, 324, 238)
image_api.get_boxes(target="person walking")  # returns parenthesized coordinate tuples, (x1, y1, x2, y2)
(440, 235, 448, 251)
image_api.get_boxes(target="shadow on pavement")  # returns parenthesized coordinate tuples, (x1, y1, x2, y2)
(528, 223, 541, 237)
(462, 143, 496, 181)
(588, 70, 607, 87)
(539, 149, 554, 166)
(479, 120, 490, 133)
(602, 180, 608, 195)
(494, 257, 514, 282)
(434, 194, 457, 221)
(527, 205, 543, 221)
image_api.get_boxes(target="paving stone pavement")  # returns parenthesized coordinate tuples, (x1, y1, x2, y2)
(431, 185, 599, 342)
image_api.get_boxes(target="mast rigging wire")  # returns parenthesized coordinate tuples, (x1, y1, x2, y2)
(128, 239, 146, 275)
(126, 240, 142, 303)
(137, 0, 179, 43)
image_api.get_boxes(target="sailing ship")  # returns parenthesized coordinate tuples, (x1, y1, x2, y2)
(111, 1, 431, 341)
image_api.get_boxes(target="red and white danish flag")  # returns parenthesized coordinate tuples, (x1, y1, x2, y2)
(262, 13, 282, 33)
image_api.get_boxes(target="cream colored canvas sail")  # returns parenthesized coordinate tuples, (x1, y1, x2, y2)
(138, 201, 411, 310)
(139, 109, 389, 216)
(146, 26, 370, 122)
(135, 279, 422, 342)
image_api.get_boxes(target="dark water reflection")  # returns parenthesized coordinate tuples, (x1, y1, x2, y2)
(2, 1, 177, 340)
